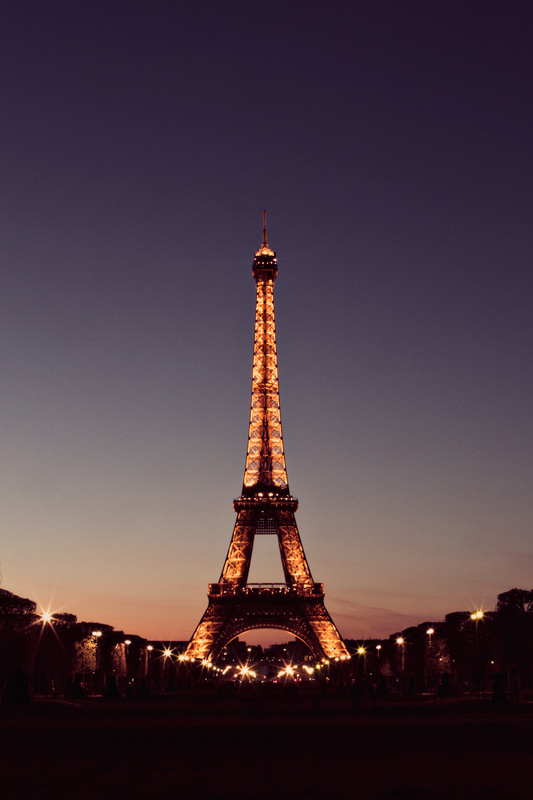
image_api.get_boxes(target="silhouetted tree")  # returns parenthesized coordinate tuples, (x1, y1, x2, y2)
(494, 588, 533, 691)
(496, 588, 533, 615)
(441, 612, 471, 688)
(0, 589, 38, 699)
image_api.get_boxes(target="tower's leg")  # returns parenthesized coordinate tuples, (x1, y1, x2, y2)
(185, 602, 232, 661)
(219, 511, 255, 585)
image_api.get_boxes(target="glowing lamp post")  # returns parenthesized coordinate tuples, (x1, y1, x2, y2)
(396, 637, 405, 680)
(425, 629, 435, 691)
(124, 640, 131, 690)
(356, 646, 366, 679)
(91, 631, 102, 694)
(470, 610, 484, 695)
(39, 609, 54, 695)
(162, 648, 173, 692)
(146, 645, 153, 683)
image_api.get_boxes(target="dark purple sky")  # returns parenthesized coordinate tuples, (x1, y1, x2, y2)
(1, 2, 532, 641)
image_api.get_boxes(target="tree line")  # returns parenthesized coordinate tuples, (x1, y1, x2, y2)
(1, 586, 532, 700)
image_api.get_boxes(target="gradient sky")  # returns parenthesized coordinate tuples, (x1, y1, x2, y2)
(1, 2, 532, 643)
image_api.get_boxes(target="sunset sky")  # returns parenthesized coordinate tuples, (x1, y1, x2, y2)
(1, 2, 532, 643)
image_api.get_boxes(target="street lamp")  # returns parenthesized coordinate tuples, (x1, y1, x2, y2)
(471, 610, 484, 695)
(425, 629, 435, 691)
(396, 637, 405, 675)
(123, 640, 131, 690)
(39, 609, 55, 695)
(145, 645, 154, 685)
(91, 631, 102, 694)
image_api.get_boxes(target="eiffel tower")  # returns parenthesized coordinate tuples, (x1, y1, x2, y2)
(186, 213, 349, 662)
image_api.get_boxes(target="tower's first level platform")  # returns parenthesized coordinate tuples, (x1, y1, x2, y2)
(208, 582, 325, 598)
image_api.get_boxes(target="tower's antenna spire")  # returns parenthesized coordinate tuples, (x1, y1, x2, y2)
(255, 209, 274, 258)
(262, 209, 268, 248)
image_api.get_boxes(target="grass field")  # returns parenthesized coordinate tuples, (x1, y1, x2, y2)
(1, 690, 532, 799)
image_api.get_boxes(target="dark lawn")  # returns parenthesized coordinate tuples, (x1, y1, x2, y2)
(1, 691, 531, 799)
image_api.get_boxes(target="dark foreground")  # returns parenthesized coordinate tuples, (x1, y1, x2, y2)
(1, 689, 532, 799)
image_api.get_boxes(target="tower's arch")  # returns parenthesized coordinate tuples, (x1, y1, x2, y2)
(210, 619, 321, 662)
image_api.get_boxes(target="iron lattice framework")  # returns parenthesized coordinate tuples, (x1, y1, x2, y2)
(186, 213, 348, 662)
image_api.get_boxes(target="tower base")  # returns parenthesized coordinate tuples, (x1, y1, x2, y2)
(185, 583, 349, 662)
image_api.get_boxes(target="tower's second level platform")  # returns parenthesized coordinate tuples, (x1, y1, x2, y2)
(233, 491, 298, 513)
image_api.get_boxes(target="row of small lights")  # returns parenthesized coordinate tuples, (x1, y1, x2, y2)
(39, 609, 485, 661)
(88, 625, 485, 667)
(238, 492, 296, 501)
(354, 615, 483, 656)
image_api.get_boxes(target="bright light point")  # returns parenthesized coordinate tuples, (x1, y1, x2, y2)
(427, 628, 434, 635)
(239, 665, 256, 678)
(178, 654, 185, 661)
(376, 645, 382, 651)
(147, 645, 154, 651)
(357, 647, 365, 655)
(471, 610, 484, 620)
(396, 638, 404, 645)
(41, 611, 53, 624)
(125, 639, 131, 645)
(164, 649, 172, 657)
(92, 631, 102, 637)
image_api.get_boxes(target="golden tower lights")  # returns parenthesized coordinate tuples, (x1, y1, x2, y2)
(186, 213, 348, 662)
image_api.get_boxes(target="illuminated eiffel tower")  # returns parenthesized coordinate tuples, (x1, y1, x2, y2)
(186, 213, 348, 662)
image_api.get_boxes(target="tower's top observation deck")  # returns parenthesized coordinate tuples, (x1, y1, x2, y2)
(253, 210, 277, 278)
